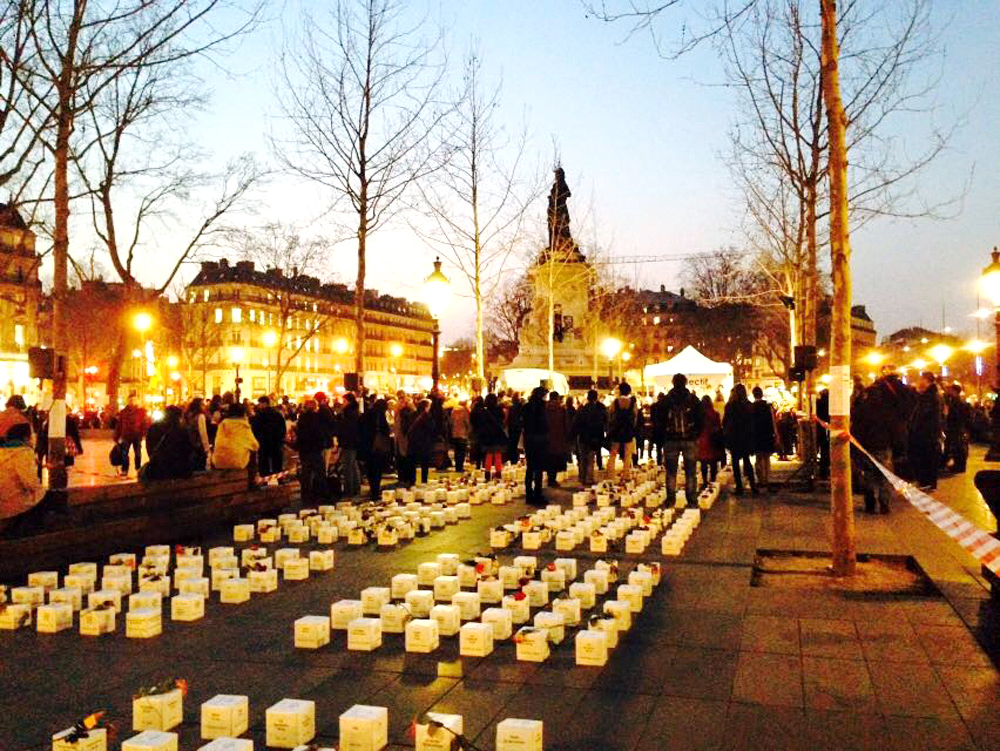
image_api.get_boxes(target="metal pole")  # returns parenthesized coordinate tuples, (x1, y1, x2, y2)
(235, 363, 241, 402)
(432, 321, 441, 394)
(988, 311, 1000, 461)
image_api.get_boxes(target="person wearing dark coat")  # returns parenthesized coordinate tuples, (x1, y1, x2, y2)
(545, 392, 571, 486)
(360, 399, 392, 500)
(573, 389, 607, 486)
(140, 406, 195, 482)
(943, 383, 971, 473)
(750, 386, 778, 491)
(696, 395, 725, 485)
(816, 389, 831, 479)
(407, 400, 436, 485)
(661, 373, 704, 505)
(295, 400, 329, 503)
(908, 372, 943, 490)
(251, 396, 287, 477)
(338, 394, 362, 497)
(505, 394, 524, 464)
(650, 392, 669, 465)
(475, 393, 508, 481)
(723, 384, 757, 495)
(522, 387, 549, 505)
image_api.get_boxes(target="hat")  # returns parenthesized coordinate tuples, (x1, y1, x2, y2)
(314, 392, 328, 403)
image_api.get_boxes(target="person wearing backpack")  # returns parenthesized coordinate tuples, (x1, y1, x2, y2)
(661, 373, 704, 505)
(573, 389, 607, 486)
(606, 382, 638, 481)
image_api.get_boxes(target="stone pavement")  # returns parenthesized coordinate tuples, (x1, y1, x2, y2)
(3, 467, 1000, 751)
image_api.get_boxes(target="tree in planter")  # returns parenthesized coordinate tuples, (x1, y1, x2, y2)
(274, 0, 449, 380)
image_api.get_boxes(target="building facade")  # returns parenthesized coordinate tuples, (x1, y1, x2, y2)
(0, 204, 41, 401)
(182, 259, 434, 398)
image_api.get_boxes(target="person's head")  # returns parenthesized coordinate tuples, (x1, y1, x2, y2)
(373, 398, 388, 415)
(258, 395, 270, 407)
(530, 386, 547, 403)
(672, 373, 688, 390)
(880, 364, 898, 379)
(6, 422, 31, 443)
(315, 391, 328, 405)
(752, 386, 763, 400)
(701, 394, 713, 409)
(417, 399, 430, 413)
(587, 389, 598, 403)
(618, 382, 632, 397)
(344, 392, 357, 407)
(187, 397, 204, 416)
(549, 391, 561, 402)
(918, 371, 936, 392)
(485, 392, 499, 410)
(733, 383, 748, 402)
(6, 395, 26, 411)
(303, 399, 318, 413)
(950, 382, 963, 396)
(128, 391, 138, 406)
(164, 405, 183, 424)
(228, 402, 246, 418)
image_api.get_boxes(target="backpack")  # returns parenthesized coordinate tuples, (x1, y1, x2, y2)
(666, 395, 697, 440)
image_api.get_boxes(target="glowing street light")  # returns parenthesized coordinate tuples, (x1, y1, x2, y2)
(601, 337, 623, 359)
(911, 358, 928, 371)
(863, 350, 884, 367)
(334, 337, 349, 355)
(166, 355, 179, 369)
(390, 343, 403, 358)
(928, 344, 954, 367)
(132, 311, 153, 333)
(423, 258, 451, 392)
(965, 339, 989, 355)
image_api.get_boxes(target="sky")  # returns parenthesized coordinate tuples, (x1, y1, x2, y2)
(107, 0, 1000, 344)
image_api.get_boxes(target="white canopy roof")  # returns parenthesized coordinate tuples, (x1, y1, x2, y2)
(644, 346, 734, 395)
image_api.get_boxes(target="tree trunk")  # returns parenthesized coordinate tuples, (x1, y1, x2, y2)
(355, 209, 367, 383)
(821, 0, 856, 577)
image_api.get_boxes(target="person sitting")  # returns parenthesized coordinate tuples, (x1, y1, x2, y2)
(0, 423, 44, 531)
(212, 401, 260, 470)
(140, 406, 195, 482)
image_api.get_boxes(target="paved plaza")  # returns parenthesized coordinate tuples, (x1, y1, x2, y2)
(3, 454, 1000, 751)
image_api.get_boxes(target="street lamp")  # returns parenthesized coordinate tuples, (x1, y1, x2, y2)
(423, 257, 451, 393)
(864, 350, 884, 368)
(389, 343, 403, 392)
(980, 247, 1000, 460)
(132, 312, 154, 402)
(928, 344, 954, 376)
(262, 330, 278, 395)
(230, 346, 245, 402)
(601, 337, 622, 383)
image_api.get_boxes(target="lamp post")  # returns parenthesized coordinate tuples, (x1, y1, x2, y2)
(132, 311, 153, 403)
(601, 337, 622, 385)
(262, 330, 278, 395)
(423, 258, 451, 394)
(979, 247, 1000, 460)
(390, 342, 403, 392)
(230, 346, 245, 402)
(928, 344, 954, 379)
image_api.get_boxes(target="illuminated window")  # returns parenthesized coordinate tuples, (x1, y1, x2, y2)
(203, 289, 210, 302)
(249, 310, 256, 323)
(214, 308, 223, 323)
(14, 324, 24, 346)
(231, 307, 242, 324)
(653, 316, 660, 325)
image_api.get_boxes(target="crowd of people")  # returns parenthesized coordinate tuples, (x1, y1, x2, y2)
(0, 363, 992, 530)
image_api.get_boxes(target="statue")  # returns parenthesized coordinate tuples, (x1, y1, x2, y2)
(542, 166, 585, 264)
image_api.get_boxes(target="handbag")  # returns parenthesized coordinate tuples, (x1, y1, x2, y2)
(109, 442, 126, 468)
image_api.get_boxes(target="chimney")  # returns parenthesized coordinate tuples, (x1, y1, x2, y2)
(660, 284, 666, 293)
(680, 287, 685, 298)
(235, 260, 254, 274)
(218, 258, 228, 268)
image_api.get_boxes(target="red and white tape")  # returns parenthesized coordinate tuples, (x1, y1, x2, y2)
(817, 418, 1000, 575)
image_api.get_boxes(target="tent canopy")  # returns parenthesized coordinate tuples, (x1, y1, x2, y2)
(499, 368, 570, 396)
(644, 346, 734, 395)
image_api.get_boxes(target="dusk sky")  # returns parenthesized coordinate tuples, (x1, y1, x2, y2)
(116, 0, 1000, 343)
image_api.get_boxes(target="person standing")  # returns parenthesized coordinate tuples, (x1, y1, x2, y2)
(573, 389, 607, 486)
(522, 386, 549, 506)
(696, 394, 724, 486)
(545, 391, 570, 487)
(943, 383, 971, 473)
(450, 399, 471, 473)
(477, 393, 508, 481)
(505, 393, 524, 464)
(661, 373, 703, 506)
(338, 393, 362, 497)
(606, 382, 638, 481)
(295, 399, 329, 503)
(360, 398, 392, 500)
(750, 386, 779, 492)
(909, 372, 943, 491)
(393, 392, 416, 487)
(723, 384, 757, 496)
(185, 398, 211, 472)
(114, 393, 148, 477)
(649, 392, 668, 466)
(251, 395, 287, 478)
(407, 399, 436, 485)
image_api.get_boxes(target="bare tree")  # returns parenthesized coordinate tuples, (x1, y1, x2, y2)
(274, 0, 449, 379)
(8, 0, 260, 488)
(486, 273, 532, 361)
(412, 47, 540, 382)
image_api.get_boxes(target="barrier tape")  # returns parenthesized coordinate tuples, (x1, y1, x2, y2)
(815, 417, 1000, 575)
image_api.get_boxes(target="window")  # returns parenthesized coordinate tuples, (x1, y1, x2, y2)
(214, 308, 223, 324)
(203, 289, 210, 302)
(231, 307, 242, 324)
(653, 316, 661, 325)
(14, 324, 24, 347)
(249, 310, 256, 323)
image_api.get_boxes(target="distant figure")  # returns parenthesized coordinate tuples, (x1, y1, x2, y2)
(574, 389, 607, 486)
(141, 406, 195, 482)
(943, 383, 971, 473)
(295, 399, 329, 503)
(662, 373, 703, 505)
(114, 392, 148, 477)
(607, 382, 639, 481)
(522, 386, 550, 506)
(696, 394, 725, 486)
(450, 399, 471, 473)
(360, 398, 392, 500)
(723, 384, 757, 496)
(545, 392, 570, 487)
(908, 372, 942, 491)
(251, 396, 287, 477)
(750, 386, 779, 492)
(478, 393, 508, 482)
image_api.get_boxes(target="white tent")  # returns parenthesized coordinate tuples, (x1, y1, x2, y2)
(498, 368, 570, 395)
(643, 346, 734, 396)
